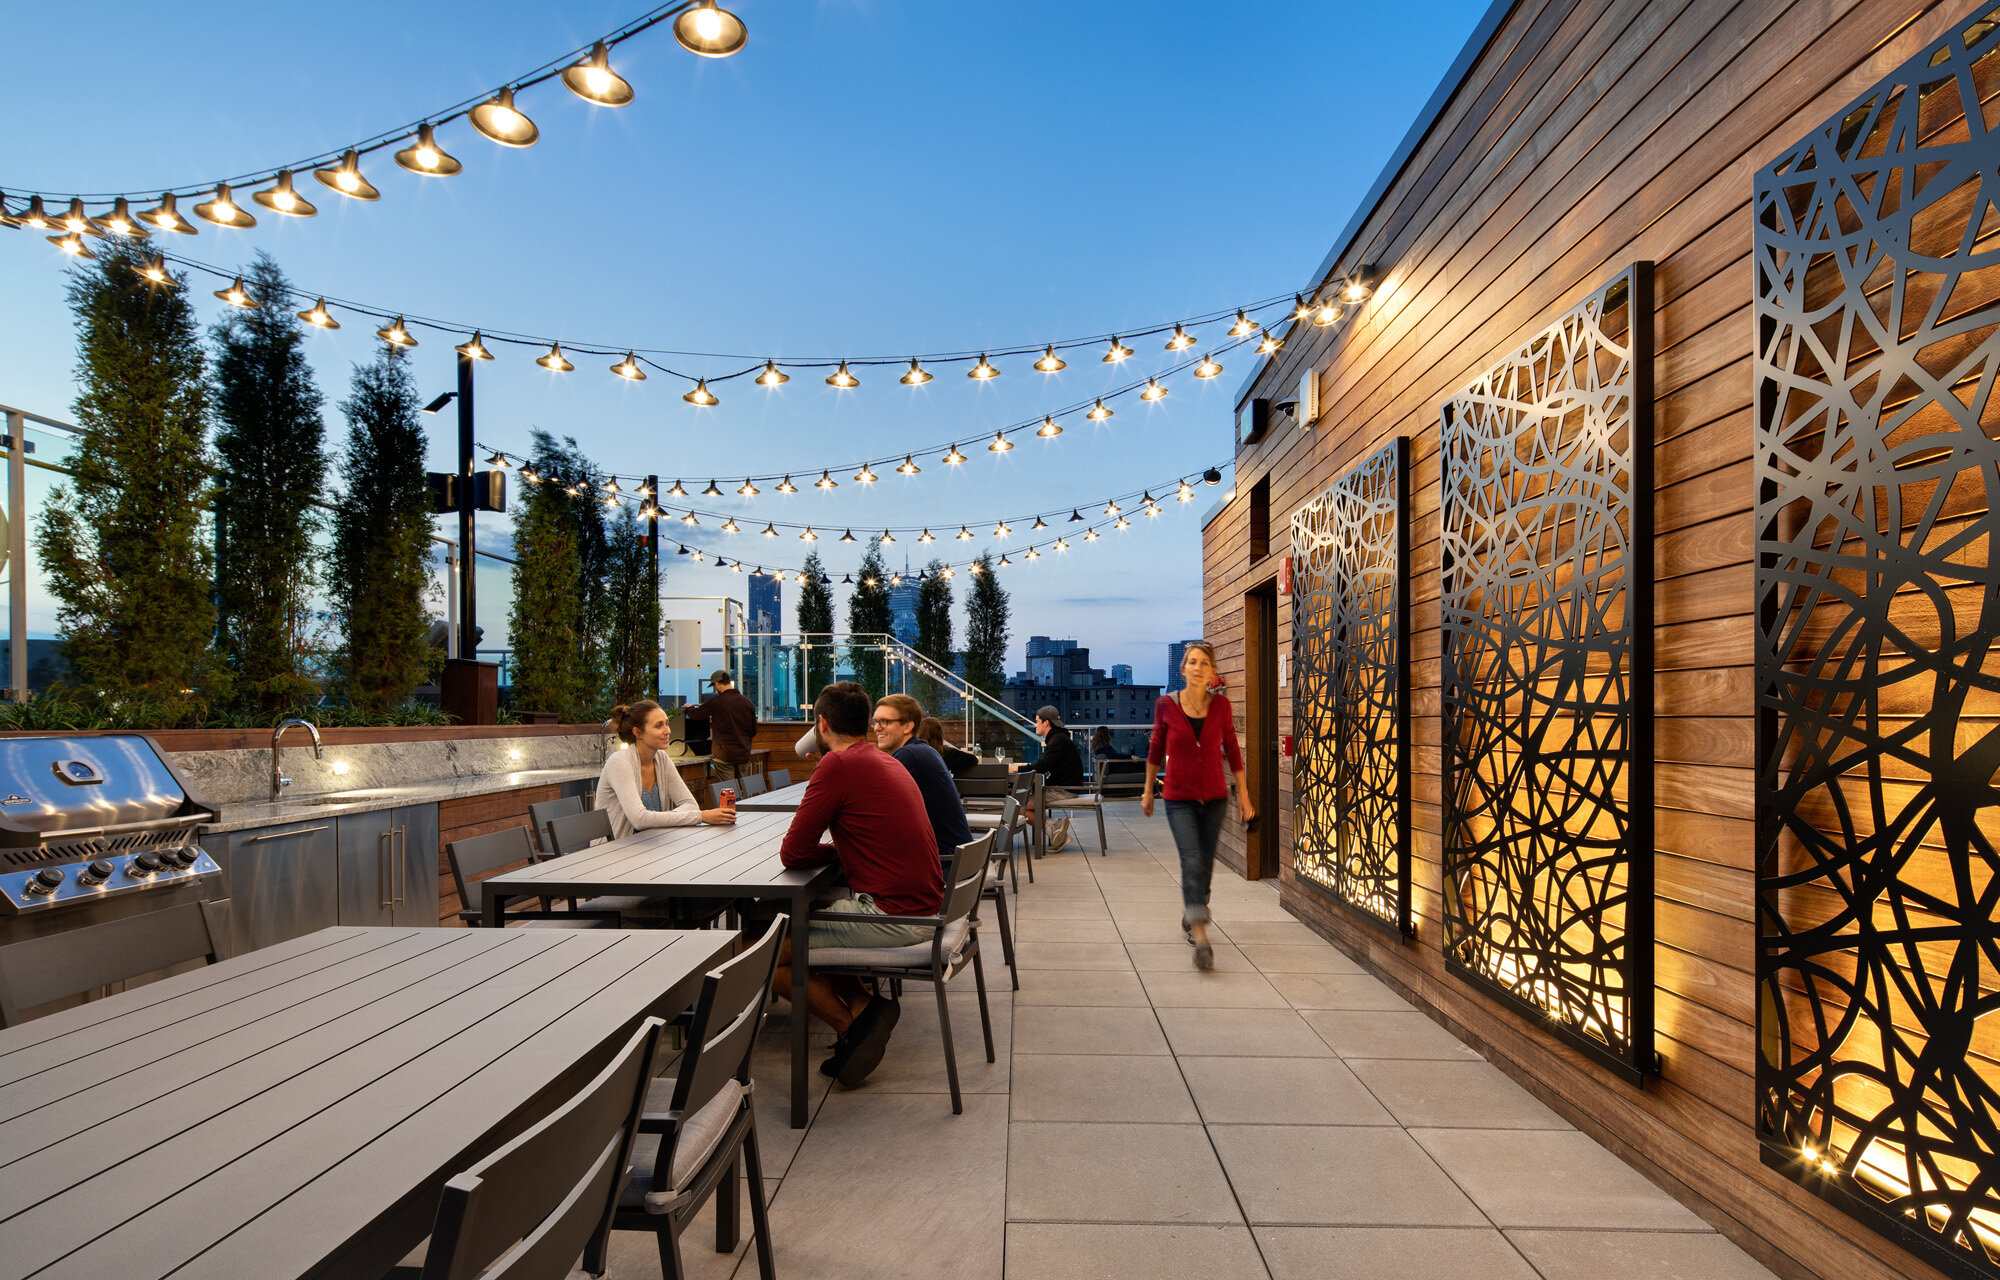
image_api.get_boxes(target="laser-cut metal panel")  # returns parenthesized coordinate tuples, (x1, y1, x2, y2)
(1290, 437, 1411, 935)
(1439, 262, 1655, 1084)
(1755, 12, 2000, 1278)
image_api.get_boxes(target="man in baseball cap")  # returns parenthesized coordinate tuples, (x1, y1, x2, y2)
(1013, 704, 1085, 850)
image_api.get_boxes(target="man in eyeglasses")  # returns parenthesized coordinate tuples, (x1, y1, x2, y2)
(874, 693, 972, 852)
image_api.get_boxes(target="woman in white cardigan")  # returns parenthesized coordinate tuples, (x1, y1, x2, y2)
(597, 701, 736, 838)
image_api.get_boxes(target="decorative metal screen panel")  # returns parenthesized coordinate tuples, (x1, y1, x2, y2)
(1290, 437, 1410, 934)
(1755, 12, 2000, 1278)
(1440, 262, 1655, 1084)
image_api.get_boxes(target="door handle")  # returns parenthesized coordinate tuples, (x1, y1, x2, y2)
(395, 826, 407, 905)
(378, 831, 392, 908)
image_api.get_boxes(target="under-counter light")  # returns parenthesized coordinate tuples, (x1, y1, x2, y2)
(331, 760, 350, 776)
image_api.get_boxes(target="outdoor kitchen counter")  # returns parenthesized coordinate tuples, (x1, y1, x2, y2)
(199, 766, 607, 833)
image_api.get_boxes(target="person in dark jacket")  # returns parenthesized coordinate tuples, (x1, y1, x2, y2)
(876, 695, 973, 852)
(684, 669, 758, 781)
(1014, 704, 1084, 850)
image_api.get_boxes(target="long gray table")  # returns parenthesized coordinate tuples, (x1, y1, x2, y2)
(0, 924, 736, 1280)
(479, 809, 836, 1127)
(735, 779, 810, 812)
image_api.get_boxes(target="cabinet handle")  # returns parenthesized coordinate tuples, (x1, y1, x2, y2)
(394, 826, 407, 906)
(378, 831, 393, 909)
(245, 825, 330, 843)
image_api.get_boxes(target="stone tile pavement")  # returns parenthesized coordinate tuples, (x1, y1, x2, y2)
(601, 801, 1779, 1280)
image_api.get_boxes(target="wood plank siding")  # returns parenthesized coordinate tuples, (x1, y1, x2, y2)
(1201, 3, 1971, 1279)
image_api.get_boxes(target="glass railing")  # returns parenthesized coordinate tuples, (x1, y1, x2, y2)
(717, 632, 1045, 763)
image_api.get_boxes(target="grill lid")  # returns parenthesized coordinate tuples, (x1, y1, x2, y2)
(0, 735, 215, 840)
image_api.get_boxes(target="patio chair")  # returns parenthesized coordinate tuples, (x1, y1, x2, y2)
(738, 773, 767, 798)
(446, 827, 615, 929)
(527, 795, 585, 856)
(808, 833, 997, 1114)
(545, 810, 729, 929)
(966, 787, 1033, 889)
(398, 1015, 664, 1280)
(1047, 763, 1110, 855)
(766, 768, 790, 790)
(612, 916, 785, 1280)
(972, 797, 1020, 990)
(0, 898, 232, 1027)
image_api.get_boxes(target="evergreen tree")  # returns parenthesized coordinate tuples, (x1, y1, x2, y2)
(796, 550, 836, 704)
(37, 240, 227, 722)
(507, 433, 596, 717)
(846, 541, 893, 702)
(327, 345, 433, 713)
(533, 433, 614, 698)
(914, 558, 954, 714)
(602, 504, 658, 704)
(210, 252, 325, 713)
(964, 552, 1010, 697)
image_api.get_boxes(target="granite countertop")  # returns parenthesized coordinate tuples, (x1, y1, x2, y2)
(202, 766, 603, 833)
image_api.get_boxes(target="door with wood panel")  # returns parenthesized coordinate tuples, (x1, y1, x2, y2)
(1243, 583, 1280, 880)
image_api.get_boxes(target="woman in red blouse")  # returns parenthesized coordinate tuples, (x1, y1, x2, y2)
(1142, 640, 1253, 970)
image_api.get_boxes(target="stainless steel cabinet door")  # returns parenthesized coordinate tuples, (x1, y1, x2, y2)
(225, 821, 339, 955)
(391, 804, 440, 927)
(336, 810, 397, 928)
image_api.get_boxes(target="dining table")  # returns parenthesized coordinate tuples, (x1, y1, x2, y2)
(735, 779, 810, 812)
(0, 924, 737, 1280)
(478, 809, 838, 1127)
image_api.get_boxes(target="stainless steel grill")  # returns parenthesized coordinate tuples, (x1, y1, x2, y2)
(0, 735, 220, 921)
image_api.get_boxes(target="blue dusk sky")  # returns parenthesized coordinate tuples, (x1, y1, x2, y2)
(0, 1, 1487, 688)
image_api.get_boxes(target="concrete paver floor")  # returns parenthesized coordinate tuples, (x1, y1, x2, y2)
(601, 801, 1779, 1280)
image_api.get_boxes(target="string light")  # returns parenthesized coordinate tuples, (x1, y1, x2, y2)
(1103, 336, 1133, 363)
(667, 480, 689, 496)
(611, 352, 647, 380)
(800, 527, 818, 541)
(1037, 417, 1062, 437)
(1193, 354, 1223, 379)
(140, 253, 173, 284)
(194, 184, 254, 229)
(675, 1, 749, 57)
(1115, 516, 1131, 530)
(1032, 516, 1048, 529)
(758, 361, 789, 387)
(1070, 510, 1084, 522)
(50, 232, 92, 259)
(1085, 528, 1099, 541)
(1034, 345, 1066, 372)
(988, 432, 1013, 453)
(815, 471, 837, 490)
(1291, 294, 1313, 321)
(1105, 500, 1122, 515)
(968, 354, 1000, 380)
(1087, 399, 1113, 421)
(99, 198, 144, 237)
(298, 298, 339, 329)
(315, 150, 379, 201)
(776, 475, 798, 494)
(215, 276, 255, 308)
(702, 480, 723, 496)
(840, 529, 856, 542)
(956, 527, 973, 541)
(15, 197, 60, 230)
(684, 379, 718, 406)
(1053, 538, 1068, 551)
(993, 521, 1012, 536)
(1165, 324, 1195, 351)
(1025, 547, 1040, 560)
(471, 87, 540, 147)
(395, 124, 462, 176)
(738, 479, 759, 497)
(456, 332, 494, 360)
(377, 316, 416, 347)
(59, 200, 102, 237)
(721, 517, 740, 533)
(943, 444, 968, 465)
(1228, 309, 1259, 337)
(1140, 379, 1168, 402)
(826, 362, 860, 389)
(897, 455, 921, 475)
(854, 464, 878, 483)
(879, 530, 895, 543)
(919, 529, 936, 543)
(252, 170, 317, 218)
(1314, 300, 1342, 327)
(537, 342, 574, 372)
(901, 359, 933, 386)
(563, 42, 635, 106)
(1256, 333, 1283, 356)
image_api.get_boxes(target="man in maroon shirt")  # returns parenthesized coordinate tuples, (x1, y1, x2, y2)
(772, 681, 943, 1084)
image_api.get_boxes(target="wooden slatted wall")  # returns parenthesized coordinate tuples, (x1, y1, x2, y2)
(1201, 2, 1969, 1278)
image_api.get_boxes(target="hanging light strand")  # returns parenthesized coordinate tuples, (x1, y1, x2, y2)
(0, 1, 746, 208)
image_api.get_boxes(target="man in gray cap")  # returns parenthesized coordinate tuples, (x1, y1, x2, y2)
(1013, 704, 1085, 850)
(685, 669, 759, 782)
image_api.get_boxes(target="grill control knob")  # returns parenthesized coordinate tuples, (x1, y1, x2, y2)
(26, 868, 64, 895)
(165, 849, 194, 868)
(80, 860, 114, 884)
(130, 853, 163, 875)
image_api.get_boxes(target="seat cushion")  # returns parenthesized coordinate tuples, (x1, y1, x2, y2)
(813, 917, 969, 969)
(1050, 794, 1102, 808)
(621, 1077, 747, 1213)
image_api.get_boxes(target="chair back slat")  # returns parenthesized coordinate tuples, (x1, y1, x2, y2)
(0, 898, 231, 1027)
(421, 1017, 663, 1280)
(942, 834, 994, 924)
(526, 796, 585, 856)
(962, 761, 1008, 779)
(446, 827, 538, 916)
(739, 773, 766, 797)
(654, 916, 786, 1191)
(767, 769, 791, 789)
(954, 776, 1009, 799)
(545, 809, 614, 857)
(707, 781, 727, 807)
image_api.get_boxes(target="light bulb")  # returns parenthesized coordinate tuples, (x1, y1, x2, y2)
(1085, 528, 1099, 541)
(684, 379, 719, 406)
(919, 530, 935, 543)
(897, 455, 920, 475)
(214, 276, 255, 308)
(1105, 501, 1121, 515)
(1256, 334, 1283, 356)
(1037, 417, 1063, 437)
(1291, 294, 1313, 321)
(60, 199, 101, 235)
(668, 480, 689, 497)
(956, 527, 972, 540)
(854, 464, 878, 483)
(994, 521, 1011, 535)
(298, 298, 339, 329)
(1140, 379, 1168, 401)
(901, 359, 932, 386)
(988, 432, 1013, 453)
(537, 343, 573, 372)
(1025, 547, 1040, 560)
(826, 361, 860, 388)
(100, 198, 145, 237)
(456, 332, 494, 360)
(1115, 517, 1132, 530)
(49, 231, 93, 258)
(776, 475, 798, 494)
(968, 354, 1000, 380)
(140, 253, 172, 284)
(674, 0, 748, 56)
(1103, 336, 1133, 363)
(1033, 516, 1048, 529)
(815, 471, 836, 489)
(395, 124, 463, 175)
(471, 87, 539, 147)
(840, 529, 856, 542)
(1228, 310, 1259, 337)
(800, 527, 818, 541)
(1053, 538, 1068, 551)
(738, 479, 759, 497)
(1034, 345, 1066, 372)
(682, 511, 700, 525)
(880, 530, 895, 544)
(16, 196, 59, 230)
(702, 480, 724, 496)
(1165, 324, 1195, 351)
(194, 184, 255, 228)
(315, 149, 380, 200)
(139, 193, 196, 235)
(1087, 399, 1113, 421)
(760, 524, 777, 538)
(757, 361, 789, 387)
(253, 170, 317, 218)
(562, 41, 634, 106)
(610, 353, 646, 380)
(722, 518, 740, 533)
(1194, 354, 1223, 379)
(1315, 301, 1342, 327)
(1339, 269, 1373, 303)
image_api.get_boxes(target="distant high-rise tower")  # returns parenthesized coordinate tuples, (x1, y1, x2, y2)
(748, 575, 782, 636)
(1110, 664, 1133, 686)
(886, 577, 919, 646)
(1166, 639, 1201, 693)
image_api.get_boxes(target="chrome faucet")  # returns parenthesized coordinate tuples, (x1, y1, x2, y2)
(272, 719, 324, 801)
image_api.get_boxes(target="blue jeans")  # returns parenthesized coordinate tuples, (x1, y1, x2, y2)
(1165, 798, 1227, 926)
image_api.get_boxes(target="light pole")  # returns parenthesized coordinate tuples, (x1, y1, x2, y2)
(421, 348, 487, 664)
(646, 473, 660, 699)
